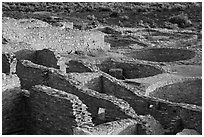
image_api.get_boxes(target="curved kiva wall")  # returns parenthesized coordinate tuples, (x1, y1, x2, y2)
(97, 60, 164, 80)
(146, 78, 202, 106)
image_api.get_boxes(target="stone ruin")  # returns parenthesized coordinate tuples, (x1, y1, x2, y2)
(2, 17, 202, 135)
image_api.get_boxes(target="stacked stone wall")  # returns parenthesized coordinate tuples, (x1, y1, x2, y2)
(26, 85, 93, 134)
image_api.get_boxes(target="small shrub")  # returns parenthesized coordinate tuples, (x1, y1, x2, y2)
(98, 6, 112, 12)
(87, 15, 96, 20)
(120, 15, 129, 21)
(169, 14, 192, 28)
(109, 11, 119, 18)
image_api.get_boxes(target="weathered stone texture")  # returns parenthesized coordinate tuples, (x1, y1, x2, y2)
(101, 74, 202, 134)
(26, 85, 93, 134)
(73, 118, 138, 135)
(16, 60, 139, 126)
(139, 115, 164, 135)
(2, 74, 21, 91)
(47, 72, 138, 125)
(14, 59, 202, 134)
(3, 17, 109, 53)
(176, 129, 200, 135)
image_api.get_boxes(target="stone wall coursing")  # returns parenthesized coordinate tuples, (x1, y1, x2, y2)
(16, 60, 139, 126)
(15, 60, 202, 134)
(101, 74, 202, 134)
(3, 17, 109, 53)
(47, 72, 139, 125)
(26, 85, 94, 135)
(73, 118, 138, 135)
(139, 115, 164, 135)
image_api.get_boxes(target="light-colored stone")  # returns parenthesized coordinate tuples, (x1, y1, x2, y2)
(3, 18, 110, 54)
(74, 119, 137, 135)
(176, 129, 200, 135)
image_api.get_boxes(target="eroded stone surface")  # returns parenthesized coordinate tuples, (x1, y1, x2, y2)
(73, 118, 137, 135)
(26, 85, 94, 134)
(3, 17, 110, 53)
(15, 59, 202, 134)
(176, 129, 200, 135)
(2, 74, 20, 91)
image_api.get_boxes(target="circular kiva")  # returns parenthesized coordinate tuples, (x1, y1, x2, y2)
(97, 60, 164, 80)
(127, 48, 196, 62)
(146, 78, 202, 106)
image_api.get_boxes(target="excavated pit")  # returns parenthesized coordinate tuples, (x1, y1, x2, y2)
(147, 78, 202, 106)
(97, 60, 164, 80)
(127, 48, 196, 62)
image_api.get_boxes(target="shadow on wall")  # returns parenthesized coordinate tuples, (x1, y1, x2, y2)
(15, 60, 202, 134)
(2, 49, 58, 74)
(2, 48, 96, 75)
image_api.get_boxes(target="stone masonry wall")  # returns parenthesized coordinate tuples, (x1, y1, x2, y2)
(26, 85, 94, 135)
(73, 118, 138, 135)
(3, 17, 110, 53)
(16, 60, 139, 126)
(101, 74, 202, 134)
(15, 59, 202, 134)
